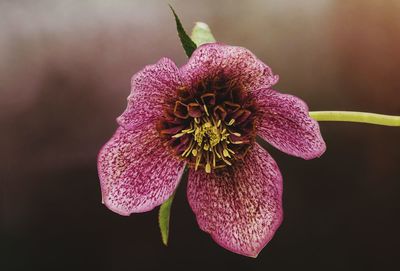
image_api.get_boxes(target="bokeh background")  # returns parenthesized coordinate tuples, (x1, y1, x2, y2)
(1, 0, 400, 270)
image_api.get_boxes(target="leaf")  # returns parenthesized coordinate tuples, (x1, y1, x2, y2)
(169, 5, 197, 57)
(158, 166, 188, 246)
(191, 22, 216, 46)
(159, 192, 175, 246)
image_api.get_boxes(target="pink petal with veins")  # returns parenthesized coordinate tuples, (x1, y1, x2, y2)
(256, 89, 326, 159)
(98, 121, 185, 216)
(187, 144, 283, 257)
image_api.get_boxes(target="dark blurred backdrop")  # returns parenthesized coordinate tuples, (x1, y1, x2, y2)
(1, 0, 400, 270)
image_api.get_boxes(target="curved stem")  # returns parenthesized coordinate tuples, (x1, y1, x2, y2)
(309, 111, 400, 127)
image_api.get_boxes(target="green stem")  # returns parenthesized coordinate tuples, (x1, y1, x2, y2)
(309, 111, 400, 127)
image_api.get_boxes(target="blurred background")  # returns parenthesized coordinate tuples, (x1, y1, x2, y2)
(1, 0, 399, 270)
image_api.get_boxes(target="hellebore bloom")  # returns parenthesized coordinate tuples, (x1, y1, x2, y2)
(98, 43, 326, 257)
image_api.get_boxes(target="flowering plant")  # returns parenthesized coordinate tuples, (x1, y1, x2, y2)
(97, 7, 400, 257)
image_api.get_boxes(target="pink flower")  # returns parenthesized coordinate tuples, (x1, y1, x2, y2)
(97, 43, 326, 257)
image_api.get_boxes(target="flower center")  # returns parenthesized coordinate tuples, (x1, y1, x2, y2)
(157, 76, 256, 173)
(195, 122, 220, 147)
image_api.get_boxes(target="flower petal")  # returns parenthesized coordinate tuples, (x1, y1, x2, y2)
(187, 144, 283, 257)
(117, 58, 182, 129)
(256, 89, 326, 159)
(180, 43, 279, 91)
(97, 122, 186, 216)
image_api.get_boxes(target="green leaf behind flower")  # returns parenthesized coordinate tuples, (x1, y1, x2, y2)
(159, 192, 175, 246)
(169, 5, 197, 57)
(158, 166, 188, 246)
(191, 22, 216, 46)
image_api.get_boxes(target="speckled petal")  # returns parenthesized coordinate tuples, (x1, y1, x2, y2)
(117, 57, 182, 129)
(256, 89, 326, 159)
(187, 144, 283, 257)
(97, 122, 186, 216)
(180, 43, 279, 91)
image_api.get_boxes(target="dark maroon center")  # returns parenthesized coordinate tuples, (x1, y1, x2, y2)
(157, 75, 257, 173)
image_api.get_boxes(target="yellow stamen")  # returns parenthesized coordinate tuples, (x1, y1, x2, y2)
(227, 119, 235, 126)
(182, 140, 194, 157)
(215, 149, 221, 158)
(205, 163, 211, 173)
(182, 128, 195, 133)
(172, 132, 185, 138)
(212, 149, 216, 167)
(204, 105, 210, 116)
(194, 127, 203, 145)
(221, 156, 232, 166)
(231, 140, 244, 145)
(203, 122, 212, 128)
(195, 148, 202, 171)
(205, 151, 211, 173)
(223, 149, 231, 158)
(171, 99, 251, 173)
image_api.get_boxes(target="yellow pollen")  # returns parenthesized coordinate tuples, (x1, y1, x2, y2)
(194, 127, 203, 144)
(171, 105, 249, 173)
(195, 122, 221, 148)
(204, 122, 212, 128)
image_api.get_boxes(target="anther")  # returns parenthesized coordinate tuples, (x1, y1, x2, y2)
(212, 150, 216, 167)
(231, 140, 244, 144)
(205, 151, 212, 173)
(223, 149, 231, 158)
(172, 132, 185, 138)
(195, 156, 201, 171)
(227, 119, 235, 126)
(205, 163, 211, 173)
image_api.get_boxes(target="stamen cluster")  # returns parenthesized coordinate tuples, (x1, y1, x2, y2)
(157, 76, 257, 173)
